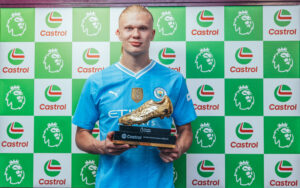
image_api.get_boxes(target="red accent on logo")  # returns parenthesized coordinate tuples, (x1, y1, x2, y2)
(10, 122, 24, 133)
(48, 160, 62, 170)
(92, 129, 100, 133)
(278, 85, 292, 96)
(200, 11, 214, 21)
(277, 10, 292, 21)
(11, 49, 25, 59)
(279, 161, 293, 172)
(239, 122, 253, 133)
(201, 161, 215, 171)
(200, 85, 214, 96)
(49, 12, 62, 22)
(48, 85, 62, 96)
(162, 48, 176, 58)
(86, 48, 100, 59)
(239, 48, 253, 58)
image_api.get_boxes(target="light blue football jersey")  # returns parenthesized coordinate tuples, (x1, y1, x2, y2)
(73, 60, 196, 188)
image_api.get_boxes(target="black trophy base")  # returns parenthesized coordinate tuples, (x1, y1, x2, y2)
(113, 125, 176, 148)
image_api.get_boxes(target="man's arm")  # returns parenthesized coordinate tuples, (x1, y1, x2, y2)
(158, 123, 193, 163)
(75, 126, 136, 155)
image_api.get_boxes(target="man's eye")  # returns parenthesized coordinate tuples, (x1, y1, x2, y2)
(126, 27, 133, 31)
(139, 27, 147, 31)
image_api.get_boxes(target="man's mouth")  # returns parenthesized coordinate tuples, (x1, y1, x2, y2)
(130, 42, 142, 47)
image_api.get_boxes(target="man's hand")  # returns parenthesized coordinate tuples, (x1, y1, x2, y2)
(158, 143, 182, 163)
(103, 132, 137, 155)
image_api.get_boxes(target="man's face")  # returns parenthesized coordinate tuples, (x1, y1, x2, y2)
(116, 11, 155, 56)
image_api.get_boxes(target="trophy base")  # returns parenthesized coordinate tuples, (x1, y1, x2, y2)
(113, 126, 176, 148)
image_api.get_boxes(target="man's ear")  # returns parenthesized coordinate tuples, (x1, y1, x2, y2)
(116, 29, 120, 38)
(151, 29, 156, 41)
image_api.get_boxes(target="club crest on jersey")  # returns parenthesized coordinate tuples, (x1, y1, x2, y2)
(154, 87, 167, 99)
(131, 88, 143, 103)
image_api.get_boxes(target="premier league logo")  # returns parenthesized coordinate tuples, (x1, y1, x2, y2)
(6, 12, 27, 37)
(195, 48, 216, 72)
(173, 167, 178, 183)
(272, 48, 293, 72)
(233, 10, 254, 35)
(80, 160, 97, 185)
(43, 48, 64, 73)
(5, 85, 26, 110)
(81, 12, 102, 36)
(273, 123, 294, 148)
(157, 11, 177, 36)
(5, 160, 25, 185)
(43, 122, 63, 147)
(195, 123, 216, 148)
(234, 161, 255, 186)
(234, 85, 255, 110)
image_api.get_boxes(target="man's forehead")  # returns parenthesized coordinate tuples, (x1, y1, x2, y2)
(119, 11, 153, 26)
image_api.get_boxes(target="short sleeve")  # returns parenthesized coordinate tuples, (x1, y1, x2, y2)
(172, 77, 196, 126)
(72, 78, 100, 130)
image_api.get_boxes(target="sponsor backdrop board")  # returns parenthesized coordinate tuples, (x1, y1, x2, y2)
(0, 5, 299, 188)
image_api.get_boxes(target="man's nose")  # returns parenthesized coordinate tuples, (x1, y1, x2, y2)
(132, 28, 140, 38)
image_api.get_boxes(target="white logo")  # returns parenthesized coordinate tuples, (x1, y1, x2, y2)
(273, 123, 294, 148)
(43, 122, 63, 147)
(5, 85, 26, 110)
(6, 12, 27, 37)
(80, 160, 97, 185)
(81, 12, 102, 36)
(154, 87, 167, 99)
(121, 133, 127, 139)
(233, 10, 254, 35)
(43, 48, 64, 73)
(234, 85, 255, 110)
(157, 11, 177, 36)
(109, 90, 118, 97)
(195, 48, 216, 72)
(173, 167, 178, 183)
(234, 161, 255, 186)
(195, 123, 216, 148)
(5, 160, 25, 185)
(272, 47, 293, 72)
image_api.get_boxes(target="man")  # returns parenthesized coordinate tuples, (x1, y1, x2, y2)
(73, 5, 196, 188)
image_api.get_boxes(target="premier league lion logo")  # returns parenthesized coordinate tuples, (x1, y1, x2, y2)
(173, 167, 178, 183)
(195, 123, 216, 148)
(5, 85, 26, 110)
(157, 11, 177, 36)
(234, 161, 255, 186)
(80, 160, 97, 185)
(5, 160, 25, 185)
(233, 10, 254, 35)
(195, 48, 216, 72)
(43, 48, 64, 73)
(272, 48, 293, 72)
(43, 122, 63, 147)
(81, 12, 101, 36)
(273, 123, 294, 148)
(234, 85, 255, 110)
(6, 12, 27, 37)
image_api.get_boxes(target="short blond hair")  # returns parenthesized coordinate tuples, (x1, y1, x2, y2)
(119, 5, 153, 24)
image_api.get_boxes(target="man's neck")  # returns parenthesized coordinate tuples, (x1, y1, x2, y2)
(120, 52, 151, 73)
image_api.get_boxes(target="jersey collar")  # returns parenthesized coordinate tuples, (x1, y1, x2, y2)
(115, 60, 156, 79)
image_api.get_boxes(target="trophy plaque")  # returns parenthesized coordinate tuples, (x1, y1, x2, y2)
(113, 95, 176, 148)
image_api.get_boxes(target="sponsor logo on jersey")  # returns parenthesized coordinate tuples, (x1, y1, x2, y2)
(230, 47, 257, 73)
(80, 160, 97, 185)
(231, 122, 258, 148)
(154, 87, 166, 100)
(158, 47, 176, 65)
(157, 11, 177, 36)
(6, 12, 27, 37)
(234, 85, 255, 110)
(39, 159, 66, 185)
(5, 85, 26, 110)
(272, 47, 293, 73)
(192, 160, 220, 186)
(270, 85, 297, 111)
(191, 10, 219, 36)
(195, 48, 216, 73)
(40, 11, 67, 36)
(195, 122, 216, 148)
(273, 123, 294, 148)
(233, 10, 254, 35)
(270, 160, 298, 186)
(45, 85, 62, 102)
(81, 12, 101, 36)
(268, 9, 296, 36)
(194, 85, 219, 111)
(43, 48, 64, 73)
(1, 122, 28, 148)
(43, 122, 63, 147)
(234, 161, 255, 186)
(5, 160, 25, 185)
